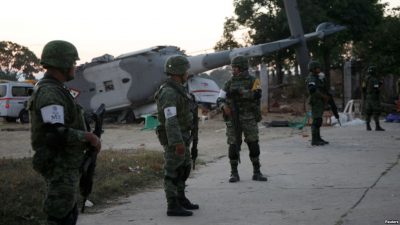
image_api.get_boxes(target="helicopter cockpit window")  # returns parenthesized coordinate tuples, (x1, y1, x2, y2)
(103, 80, 114, 92)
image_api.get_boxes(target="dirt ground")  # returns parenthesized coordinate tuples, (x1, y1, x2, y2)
(0, 113, 305, 162)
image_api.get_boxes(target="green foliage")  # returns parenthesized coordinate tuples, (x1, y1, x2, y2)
(0, 70, 19, 81)
(0, 41, 42, 80)
(353, 8, 400, 75)
(215, 0, 388, 87)
(214, 17, 242, 51)
(0, 150, 164, 225)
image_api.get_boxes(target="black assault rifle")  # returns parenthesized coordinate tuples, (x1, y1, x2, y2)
(190, 94, 199, 170)
(327, 93, 341, 126)
(80, 104, 106, 213)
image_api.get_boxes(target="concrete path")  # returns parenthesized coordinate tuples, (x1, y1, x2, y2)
(79, 122, 400, 225)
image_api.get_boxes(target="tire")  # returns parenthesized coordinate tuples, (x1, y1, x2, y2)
(19, 110, 29, 123)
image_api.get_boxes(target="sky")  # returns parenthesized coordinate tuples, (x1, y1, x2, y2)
(1, 0, 400, 64)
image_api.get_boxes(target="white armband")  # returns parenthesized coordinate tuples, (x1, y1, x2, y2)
(308, 82, 316, 86)
(164, 106, 177, 119)
(218, 90, 227, 98)
(41, 105, 65, 124)
(373, 84, 379, 88)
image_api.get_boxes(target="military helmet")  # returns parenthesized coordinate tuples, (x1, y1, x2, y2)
(231, 56, 249, 70)
(367, 65, 377, 75)
(164, 55, 190, 75)
(40, 40, 80, 69)
(308, 60, 321, 71)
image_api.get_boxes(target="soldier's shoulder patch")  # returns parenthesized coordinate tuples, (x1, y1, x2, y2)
(40, 104, 65, 124)
(164, 106, 177, 119)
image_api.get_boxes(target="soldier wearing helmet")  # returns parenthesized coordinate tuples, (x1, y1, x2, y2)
(306, 60, 330, 146)
(154, 55, 198, 216)
(362, 65, 385, 131)
(28, 40, 101, 225)
(217, 55, 267, 183)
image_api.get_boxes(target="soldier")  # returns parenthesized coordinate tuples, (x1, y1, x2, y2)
(363, 65, 385, 131)
(306, 60, 330, 146)
(154, 55, 199, 217)
(217, 55, 267, 183)
(28, 40, 101, 225)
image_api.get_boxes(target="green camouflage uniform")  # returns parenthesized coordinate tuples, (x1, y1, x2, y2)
(306, 73, 327, 119)
(28, 74, 87, 221)
(222, 71, 260, 144)
(363, 72, 384, 130)
(364, 75, 382, 117)
(217, 70, 265, 181)
(155, 78, 193, 205)
(306, 72, 328, 145)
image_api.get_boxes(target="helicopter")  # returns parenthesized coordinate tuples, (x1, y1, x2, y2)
(65, 22, 345, 122)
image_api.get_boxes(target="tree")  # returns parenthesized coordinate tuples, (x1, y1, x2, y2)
(353, 8, 400, 75)
(0, 70, 19, 81)
(214, 17, 242, 51)
(216, 0, 292, 85)
(0, 41, 42, 80)
(215, 0, 386, 87)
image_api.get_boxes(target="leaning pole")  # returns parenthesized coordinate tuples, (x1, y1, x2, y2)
(283, 0, 310, 76)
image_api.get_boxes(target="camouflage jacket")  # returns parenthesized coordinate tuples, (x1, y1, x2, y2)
(28, 74, 87, 169)
(217, 71, 260, 120)
(306, 73, 328, 106)
(155, 78, 193, 146)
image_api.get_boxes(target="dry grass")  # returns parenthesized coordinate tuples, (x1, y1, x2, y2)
(0, 150, 164, 225)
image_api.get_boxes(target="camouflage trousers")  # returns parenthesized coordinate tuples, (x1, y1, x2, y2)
(310, 103, 324, 119)
(44, 167, 80, 219)
(163, 141, 191, 202)
(225, 118, 259, 145)
(364, 99, 382, 117)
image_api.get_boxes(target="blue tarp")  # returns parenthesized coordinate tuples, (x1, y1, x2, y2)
(385, 113, 400, 123)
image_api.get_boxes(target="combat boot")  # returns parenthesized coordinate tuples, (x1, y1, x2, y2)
(252, 172, 268, 181)
(251, 157, 268, 181)
(229, 172, 240, 183)
(317, 130, 329, 144)
(311, 129, 324, 146)
(319, 137, 329, 145)
(375, 119, 385, 131)
(167, 198, 193, 217)
(366, 115, 372, 131)
(229, 160, 240, 182)
(177, 192, 199, 210)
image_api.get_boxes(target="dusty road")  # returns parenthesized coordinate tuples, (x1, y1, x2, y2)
(77, 122, 400, 225)
(2, 116, 399, 225)
(0, 114, 296, 163)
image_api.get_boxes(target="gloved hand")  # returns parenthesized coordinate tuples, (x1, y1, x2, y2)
(175, 143, 185, 156)
(85, 132, 101, 153)
(253, 89, 262, 100)
(222, 105, 231, 117)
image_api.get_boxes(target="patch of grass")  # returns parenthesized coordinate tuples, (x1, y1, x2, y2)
(0, 150, 164, 225)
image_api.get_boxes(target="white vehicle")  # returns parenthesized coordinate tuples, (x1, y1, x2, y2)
(0, 81, 33, 123)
